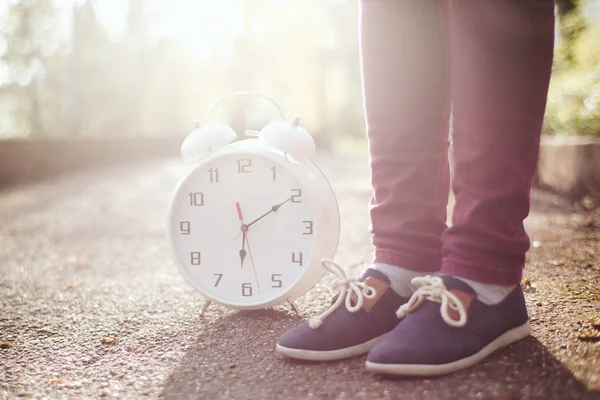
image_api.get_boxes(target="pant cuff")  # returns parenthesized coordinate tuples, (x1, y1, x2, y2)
(440, 260, 523, 285)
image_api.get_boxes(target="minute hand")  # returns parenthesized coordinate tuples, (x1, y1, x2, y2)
(245, 197, 291, 229)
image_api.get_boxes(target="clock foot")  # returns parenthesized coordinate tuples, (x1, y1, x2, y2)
(287, 297, 300, 315)
(200, 299, 212, 317)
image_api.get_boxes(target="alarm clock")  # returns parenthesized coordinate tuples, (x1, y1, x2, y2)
(167, 92, 340, 315)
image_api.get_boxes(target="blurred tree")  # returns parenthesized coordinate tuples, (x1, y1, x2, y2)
(121, 0, 152, 136)
(555, 0, 586, 69)
(544, 2, 600, 136)
(557, 0, 578, 16)
(69, 0, 109, 137)
(0, 0, 59, 136)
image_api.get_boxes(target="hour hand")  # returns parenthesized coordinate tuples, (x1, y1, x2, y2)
(240, 242, 246, 268)
(239, 236, 247, 268)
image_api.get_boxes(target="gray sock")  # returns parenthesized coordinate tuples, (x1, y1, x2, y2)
(372, 262, 425, 298)
(455, 277, 516, 305)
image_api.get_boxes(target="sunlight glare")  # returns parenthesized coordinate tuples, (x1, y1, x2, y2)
(148, 0, 245, 60)
(94, 0, 244, 60)
(92, 0, 126, 39)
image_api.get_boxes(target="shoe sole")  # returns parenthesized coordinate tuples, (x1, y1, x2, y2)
(276, 334, 386, 361)
(365, 320, 530, 376)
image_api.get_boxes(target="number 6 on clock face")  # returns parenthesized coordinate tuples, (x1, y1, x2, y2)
(168, 146, 335, 309)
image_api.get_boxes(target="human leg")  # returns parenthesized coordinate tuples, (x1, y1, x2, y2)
(441, 0, 555, 285)
(366, 0, 555, 375)
(276, 0, 451, 360)
(363, 0, 451, 276)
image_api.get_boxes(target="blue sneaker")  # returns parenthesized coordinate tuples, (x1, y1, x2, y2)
(365, 274, 530, 376)
(276, 259, 409, 361)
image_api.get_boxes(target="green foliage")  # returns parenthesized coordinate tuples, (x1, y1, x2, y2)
(553, 2, 587, 69)
(544, 6, 600, 136)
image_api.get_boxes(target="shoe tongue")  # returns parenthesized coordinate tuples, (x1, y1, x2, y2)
(358, 267, 391, 284)
(438, 274, 476, 295)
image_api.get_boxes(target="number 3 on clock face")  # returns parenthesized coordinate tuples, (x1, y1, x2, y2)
(168, 152, 317, 308)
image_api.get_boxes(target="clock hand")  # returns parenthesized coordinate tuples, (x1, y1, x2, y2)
(236, 201, 248, 268)
(235, 202, 261, 292)
(235, 202, 247, 227)
(239, 236, 246, 268)
(232, 197, 292, 241)
(246, 197, 291, 228)
(244, 233, 261, 294)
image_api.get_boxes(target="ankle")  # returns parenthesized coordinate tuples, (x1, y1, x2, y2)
(372, 263, 426, 298)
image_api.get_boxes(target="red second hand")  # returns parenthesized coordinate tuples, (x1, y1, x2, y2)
(244, 234, 261, 294)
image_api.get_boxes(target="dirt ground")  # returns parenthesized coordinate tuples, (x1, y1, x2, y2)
(1, 155, 599, 399)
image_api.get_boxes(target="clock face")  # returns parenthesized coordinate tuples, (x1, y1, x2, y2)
(169, 151, 316, 307)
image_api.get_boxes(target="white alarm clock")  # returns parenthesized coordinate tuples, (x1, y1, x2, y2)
(167, 92, 340, 315)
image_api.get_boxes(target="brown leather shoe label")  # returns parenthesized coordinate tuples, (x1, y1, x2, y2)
(349, 277, 391, 313)
(447, 289, 474, 323)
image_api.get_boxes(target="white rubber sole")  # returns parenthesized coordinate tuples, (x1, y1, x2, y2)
(365, 321, 531, 376)
(276, 334, 387, 361)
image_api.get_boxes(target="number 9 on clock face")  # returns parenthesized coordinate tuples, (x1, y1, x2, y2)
(168, 150, 321, 308)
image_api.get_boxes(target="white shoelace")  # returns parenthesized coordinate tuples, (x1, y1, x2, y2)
(396, 275, 467, 327)
(308, 258, 376, 329)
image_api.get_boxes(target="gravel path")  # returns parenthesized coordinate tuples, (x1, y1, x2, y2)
(1, 156, 599, 400)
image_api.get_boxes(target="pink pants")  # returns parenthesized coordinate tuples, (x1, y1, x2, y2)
(361, 0, 555, 284)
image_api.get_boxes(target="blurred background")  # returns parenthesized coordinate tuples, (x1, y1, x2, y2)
(0, 0, 365, 149)
(0, 0, 599, 179)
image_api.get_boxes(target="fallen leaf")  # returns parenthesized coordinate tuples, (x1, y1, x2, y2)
(581, 217, 596, 227)
(2, 228, 17, 236)
(50, 235, 62, 244)
(575, 321, 600, 342)
(521, 278, 537, 293)
(84, 357, 100, 365)
(100, 336, 119, 345)
(219, 364, 237, 371)
(65, 282, 82, 290)
(575, 330, 600, 342)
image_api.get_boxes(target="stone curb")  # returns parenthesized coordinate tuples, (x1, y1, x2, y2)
(536, 135, 600, 206)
